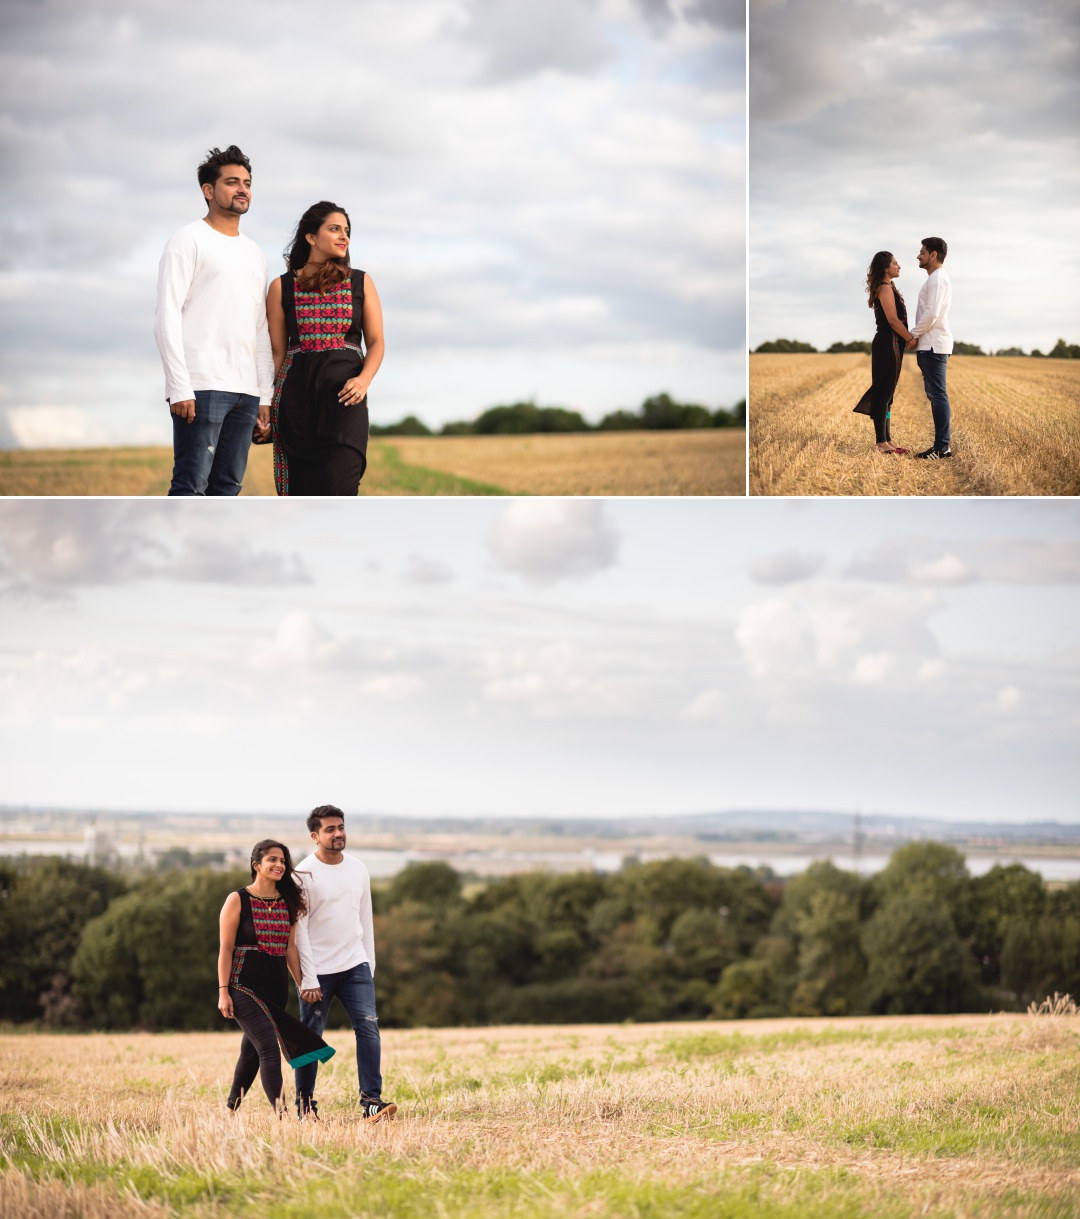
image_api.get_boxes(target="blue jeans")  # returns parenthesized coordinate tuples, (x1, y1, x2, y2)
(168, 390, 259, 496)
(916, 351, 951, 449)
(295, 962, 383, 1104)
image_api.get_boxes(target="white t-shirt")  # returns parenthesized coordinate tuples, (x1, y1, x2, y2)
(153, 219, 274, 405)
(912, 267, 954, 355)
(293, 852, 375, 990)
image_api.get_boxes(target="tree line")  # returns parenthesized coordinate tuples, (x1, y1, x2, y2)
(754, 338, 1080, 358)
(370, 393, 746, 438)
(2, 843, 1077, 1031)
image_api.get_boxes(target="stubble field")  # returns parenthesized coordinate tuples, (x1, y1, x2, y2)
(2, 1013, 1078, 1218)
(749, 355, 1080, 496)
(0, 430, 745, 497)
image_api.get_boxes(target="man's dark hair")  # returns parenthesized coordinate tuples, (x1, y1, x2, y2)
(197, 145, 252, 189)
(922, 236, 947, 263)
(307, 804, 345, 833)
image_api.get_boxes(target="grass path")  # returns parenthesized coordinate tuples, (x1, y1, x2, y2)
(0, 430, 745, 497)
(2, 1014, 1078, 1217)
(749, 355, 1080, 495)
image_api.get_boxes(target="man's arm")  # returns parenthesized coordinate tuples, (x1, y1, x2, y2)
(360, 865, 376, 975)
(293, 875, 322, 996)
(153, 233, 198, 418)
(909, 277, 949, 341)
(253, 258, 274, 432)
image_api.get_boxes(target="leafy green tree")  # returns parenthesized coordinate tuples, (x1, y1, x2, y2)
(597, 409, 641, 431)
(952, 341, 986, 355)
(1048, 338, 1080, 359)
(709, 936, 793, 1019)
(0, 859, 127, 1024)
(873, 842, 974, 937)
(994, 347, 1026, 357)
(371, 414, 433, 436)
(970, 864, 1046, 989)
(826, 341, 872, 354)
(371, 902, 459, 1027)
(640, 393, 686, 429)
(753, 339, 818, 353)
(772, 862, 871, 1016)
(383, 861, 463, 911)
(73, 869, 239, 1030)
(862, 895, 976, 1014)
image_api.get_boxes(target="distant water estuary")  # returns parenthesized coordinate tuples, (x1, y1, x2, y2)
(3, 836, 1079, 882)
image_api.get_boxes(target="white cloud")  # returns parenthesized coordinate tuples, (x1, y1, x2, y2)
(851, 652, 895, 685)
(252, 612, 341, 671)
(748, 549, 826, 584)
(358, 674, 425, 700)
(909, 554, 973, 586)
(997, 685, 1021, 712)
(487, 499, 620, 584)
(678, 687, 723, 719)
(734, 597, 814, 678)
(402, 554, 455, 585)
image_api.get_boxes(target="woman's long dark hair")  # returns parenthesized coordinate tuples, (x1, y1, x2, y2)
(866, 251, 896, 309)
(249, 839, 307, 925)
(284, 201, 352, 295)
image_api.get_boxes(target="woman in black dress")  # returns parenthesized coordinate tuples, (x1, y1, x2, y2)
(264, 201, 385, 495)
(217, 840, 334, 1113)
(853, 251, 916, 454)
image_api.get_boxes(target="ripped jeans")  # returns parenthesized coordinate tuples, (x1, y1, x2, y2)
(295, 961, 383, 1104)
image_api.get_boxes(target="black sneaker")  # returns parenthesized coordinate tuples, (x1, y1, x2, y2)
(916, 445, 953, 459)
(297, 1098, 320, 1121)
(361, 1098, 398, 1123)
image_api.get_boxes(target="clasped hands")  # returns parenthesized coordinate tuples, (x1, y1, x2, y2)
(300, 988, 323, 1004)
(905, 336, 918, 351)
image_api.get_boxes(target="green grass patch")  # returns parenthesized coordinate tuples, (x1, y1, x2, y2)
(366, 443, 511, 495)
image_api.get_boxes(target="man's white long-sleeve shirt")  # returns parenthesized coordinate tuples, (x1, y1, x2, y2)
(153, 219, 274, 405)
(293, 853, 375, 992)
(911, 267, 953, 354)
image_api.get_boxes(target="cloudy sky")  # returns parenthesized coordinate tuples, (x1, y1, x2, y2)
(750, 0, 1080, 352)
(0, 0, 744, 449)
(1, 497, 1077, 821)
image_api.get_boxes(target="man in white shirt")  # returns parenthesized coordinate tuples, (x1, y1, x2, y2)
(153, 145, 274, 495)
(906, 236, 953, 459)
(292, 805, 397, 1123)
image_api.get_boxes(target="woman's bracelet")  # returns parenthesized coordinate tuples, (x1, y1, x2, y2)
(219, 985, 229, 989)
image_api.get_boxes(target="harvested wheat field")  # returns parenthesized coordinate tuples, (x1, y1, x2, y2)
(0, 430, 744, 497)
(3, 1013, 1079, 1218)
(750, 355, 1080, 496)
(383, 430, 745, 495)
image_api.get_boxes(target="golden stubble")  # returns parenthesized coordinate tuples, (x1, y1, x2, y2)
(2, 1014, 1078, 1216)
(749, 354, 1080, 495)
(381, 430, 747, 496)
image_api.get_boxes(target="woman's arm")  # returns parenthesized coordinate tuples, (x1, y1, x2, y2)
(877, 285, 914, 343)
(339, 274, 385, 406)
(286, 925, 304, 990)
(266, 277, 287, 379)
(217, 891, 241, 1019)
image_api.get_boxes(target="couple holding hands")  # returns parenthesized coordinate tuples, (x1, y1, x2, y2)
(154, 145, 384, 497)
(855, 237, 953, 460)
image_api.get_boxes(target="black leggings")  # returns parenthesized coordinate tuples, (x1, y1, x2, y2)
(869, 331, 902, 444)
(227, 989, 285, 1111)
